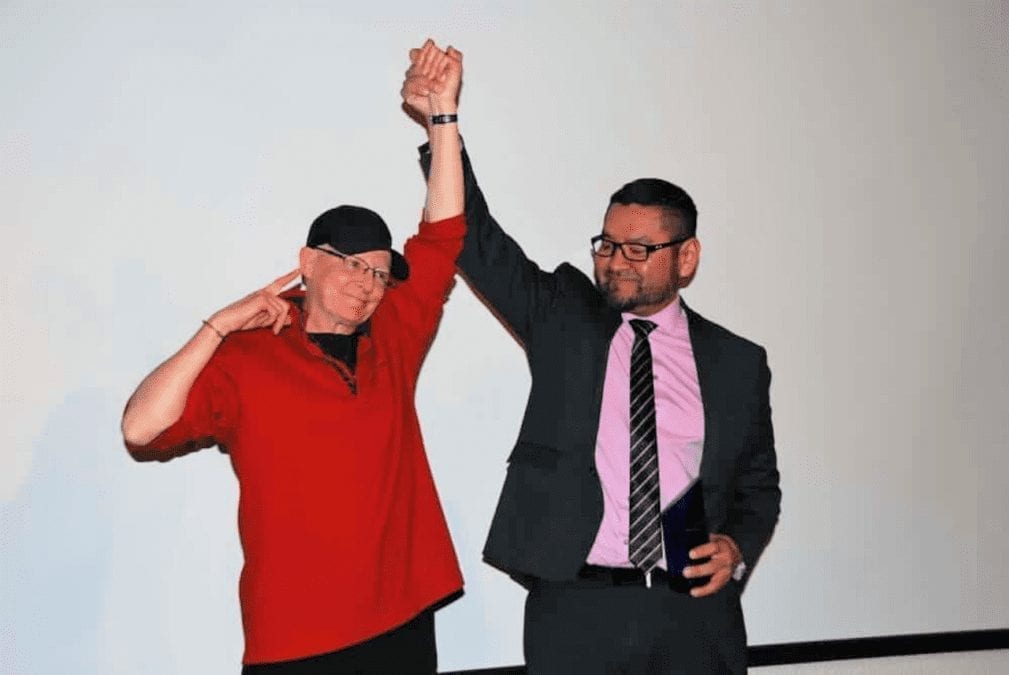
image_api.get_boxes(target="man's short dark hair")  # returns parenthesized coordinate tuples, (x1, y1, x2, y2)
(608, 178, 697, 237)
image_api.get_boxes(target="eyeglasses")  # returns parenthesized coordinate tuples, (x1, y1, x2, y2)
(312, 246, 398, 289)
(590, 233, 692, 262)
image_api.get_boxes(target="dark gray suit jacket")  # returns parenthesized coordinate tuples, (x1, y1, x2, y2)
(420, 144, 781, 588)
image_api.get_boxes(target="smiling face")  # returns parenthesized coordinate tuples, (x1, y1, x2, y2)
(299, 246, 392, 334)
(593, 203, 700, 316)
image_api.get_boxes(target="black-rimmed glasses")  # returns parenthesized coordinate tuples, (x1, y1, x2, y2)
(590, 233, 692, 262)
(311, 246, 398, 289)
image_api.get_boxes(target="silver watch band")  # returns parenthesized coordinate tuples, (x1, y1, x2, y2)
(732, 560, 747, 581)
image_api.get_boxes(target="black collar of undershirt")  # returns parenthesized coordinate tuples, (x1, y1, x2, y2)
(307, 332, 360, 372)
(289, 296, 369, 372)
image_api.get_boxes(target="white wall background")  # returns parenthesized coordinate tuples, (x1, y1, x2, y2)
(2, 1, 1007, 672)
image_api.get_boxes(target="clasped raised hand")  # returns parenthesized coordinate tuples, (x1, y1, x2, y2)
(401, 38, 463, 123)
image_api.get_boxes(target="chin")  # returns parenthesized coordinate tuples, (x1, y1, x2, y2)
(601, 292, 637, 312)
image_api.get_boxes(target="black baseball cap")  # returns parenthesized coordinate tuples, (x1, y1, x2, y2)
(306, 205, 409, 281)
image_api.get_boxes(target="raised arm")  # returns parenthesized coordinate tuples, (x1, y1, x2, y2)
(402, 43, 566, 347)
(120, 269, 298, 447)
(406, 40, 463, 222)
(369, 40, 468, 358)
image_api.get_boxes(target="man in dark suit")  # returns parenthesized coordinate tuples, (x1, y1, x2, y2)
(404, 42, 780, 673)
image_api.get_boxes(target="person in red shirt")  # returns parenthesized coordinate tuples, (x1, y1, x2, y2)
(121, 43, 465, 673)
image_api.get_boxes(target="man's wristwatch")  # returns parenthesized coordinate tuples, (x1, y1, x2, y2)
(731, 560, 747, 582)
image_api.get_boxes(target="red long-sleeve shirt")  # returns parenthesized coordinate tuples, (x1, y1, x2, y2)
(127, 215, 465, 665)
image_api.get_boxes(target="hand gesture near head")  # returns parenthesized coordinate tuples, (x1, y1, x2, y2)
(401, 39, 463, 125)
(206, 268, 300, 338)
(122, 267, 301, 447)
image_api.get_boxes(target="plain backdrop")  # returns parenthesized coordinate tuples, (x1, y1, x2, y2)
(2, 2, 1007, 672)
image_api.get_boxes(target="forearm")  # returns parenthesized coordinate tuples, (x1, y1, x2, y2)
(424, 101, 463, 222)
(121, 323, 223, 446)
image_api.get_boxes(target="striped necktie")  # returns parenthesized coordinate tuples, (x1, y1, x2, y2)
(628, 318, 662, 574)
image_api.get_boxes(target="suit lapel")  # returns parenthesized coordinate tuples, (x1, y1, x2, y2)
(683, 300, 722, 485)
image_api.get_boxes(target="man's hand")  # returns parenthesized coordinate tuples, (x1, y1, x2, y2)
(207, 268, 300, 337)
(683, 533, 743, 598)
(401, 39, 463, 124)
(430, 44, 462, 113)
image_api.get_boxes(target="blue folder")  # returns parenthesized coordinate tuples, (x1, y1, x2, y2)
(661, 480, 710, 589)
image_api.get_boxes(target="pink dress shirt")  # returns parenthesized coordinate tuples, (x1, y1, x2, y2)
(586, 297, 705, 569)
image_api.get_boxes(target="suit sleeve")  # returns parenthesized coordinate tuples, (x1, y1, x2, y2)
(418, 142, 561, 346)
(725, 348, 781, 574)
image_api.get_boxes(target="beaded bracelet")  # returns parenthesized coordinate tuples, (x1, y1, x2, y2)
(201, 319, 226, 341)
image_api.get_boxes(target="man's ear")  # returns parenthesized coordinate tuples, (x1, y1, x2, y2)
(298, 247, 315, 282)
(678, 238, 701, 285)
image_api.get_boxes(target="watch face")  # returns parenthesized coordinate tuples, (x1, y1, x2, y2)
(732, 561, 747, 581)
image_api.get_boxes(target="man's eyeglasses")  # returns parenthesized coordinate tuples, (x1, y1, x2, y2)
(590, 233, 692, 262)
(312, 246, 398, 289)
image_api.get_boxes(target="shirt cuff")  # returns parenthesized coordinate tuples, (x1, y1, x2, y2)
(419, 213, 466, 235)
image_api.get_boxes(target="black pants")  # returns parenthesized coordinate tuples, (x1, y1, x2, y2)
(524, 578, 745, 674)
(242, 611, 436, 674)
